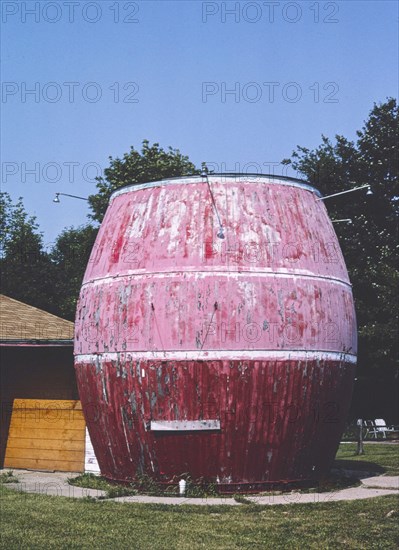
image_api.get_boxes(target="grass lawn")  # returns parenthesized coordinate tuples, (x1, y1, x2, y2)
(1, 443, 398, 549)
(0, 487, 398, 549)
(335, 443, 399, 475)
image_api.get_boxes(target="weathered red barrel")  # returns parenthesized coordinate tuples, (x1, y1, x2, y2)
(74, 175, 357, 489)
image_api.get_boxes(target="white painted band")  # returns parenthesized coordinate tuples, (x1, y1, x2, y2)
(110, 175, 321, 200)
(81, 269, 351, 290)
(75, 350, 357, 364)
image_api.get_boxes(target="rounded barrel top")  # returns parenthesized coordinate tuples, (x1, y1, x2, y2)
(84, 175, 348, 284)
(110, 174, 322, 200)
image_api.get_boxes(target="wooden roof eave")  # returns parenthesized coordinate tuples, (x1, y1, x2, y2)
(0, 339, 73, 347)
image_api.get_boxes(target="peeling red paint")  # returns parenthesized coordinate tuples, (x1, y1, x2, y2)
(74, 176, 357, 488)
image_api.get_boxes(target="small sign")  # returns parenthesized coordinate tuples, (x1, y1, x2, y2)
(150, 419, 221, 431)
(85, 428, 100, 474)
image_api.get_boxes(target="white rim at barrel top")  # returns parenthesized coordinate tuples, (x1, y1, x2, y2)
(110, 174, 323, 201)
(75, 350, 357, 364)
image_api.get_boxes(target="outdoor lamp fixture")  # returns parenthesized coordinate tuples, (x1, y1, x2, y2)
(317, 184, 373, 201)
(53, 192, 89, 203)
(331, 219, 353, 224)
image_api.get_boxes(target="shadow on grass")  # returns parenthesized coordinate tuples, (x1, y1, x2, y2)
(332, 459, 385, 478)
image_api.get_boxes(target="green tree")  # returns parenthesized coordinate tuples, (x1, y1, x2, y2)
(1, 141, 198, 318)
(0, 192, 59, 315)
(50, 225, 99, 320)
(283, 98, 398, 420)
(51, 140, 198, 316)
(89, 139, 199, 223)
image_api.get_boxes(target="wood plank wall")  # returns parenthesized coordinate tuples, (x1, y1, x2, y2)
(4, 399, 85, 472)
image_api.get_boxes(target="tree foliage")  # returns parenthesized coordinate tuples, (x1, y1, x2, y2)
(0, 192, 59, 315)
(283, 98, 398, 418)
(0, 195, 98, 320)
(1, 140, 198, 319)
(50, 225, 99, 320)
(89, 139, 199, 223)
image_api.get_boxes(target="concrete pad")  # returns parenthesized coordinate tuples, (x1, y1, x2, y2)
(247, 487, 399, 506)
(361, 476, 399, 490)
(2, 469, 399, 506)
(3, 469, 106, 499)
(108, 495, 241, 505)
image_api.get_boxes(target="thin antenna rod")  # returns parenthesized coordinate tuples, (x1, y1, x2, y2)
(202, 170, 225, 239)
(151, 303, 165, 352)
(200, 302, 218, 350)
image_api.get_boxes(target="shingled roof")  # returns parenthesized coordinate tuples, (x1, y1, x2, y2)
(0, 295, 74, 346)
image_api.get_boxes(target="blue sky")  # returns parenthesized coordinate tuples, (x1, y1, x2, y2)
(1, 0, 398, 244)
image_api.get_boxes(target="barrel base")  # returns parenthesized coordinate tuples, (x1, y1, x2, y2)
(75, 356, 355, 486)
(102, 474, 317, 495)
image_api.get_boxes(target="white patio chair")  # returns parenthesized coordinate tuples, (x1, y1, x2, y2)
(363, 420, 376, 439)
(373, 418, 398, 439)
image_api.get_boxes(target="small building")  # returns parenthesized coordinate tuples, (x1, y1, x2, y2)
(0, 294, 98, 473)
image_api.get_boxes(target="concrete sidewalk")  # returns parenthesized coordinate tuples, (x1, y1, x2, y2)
(2, 470, 107, 499)
(2, 469, 398, 506)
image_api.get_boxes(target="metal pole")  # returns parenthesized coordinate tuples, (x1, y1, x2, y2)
(55, 192, 89, 201)
(356, 418, 364, 455)
(317, 184, 371, 201)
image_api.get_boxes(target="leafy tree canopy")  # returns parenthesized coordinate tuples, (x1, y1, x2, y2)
(50, 225, 99, 320)
(0, 192, 59, 315)
(89, 139, 199, 223)
(1, 140, 198, 318)
(0, 192, 42, 257)
(282, 98, 398, 417)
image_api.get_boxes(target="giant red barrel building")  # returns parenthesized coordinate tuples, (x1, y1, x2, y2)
(74, 175, 357, 490)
